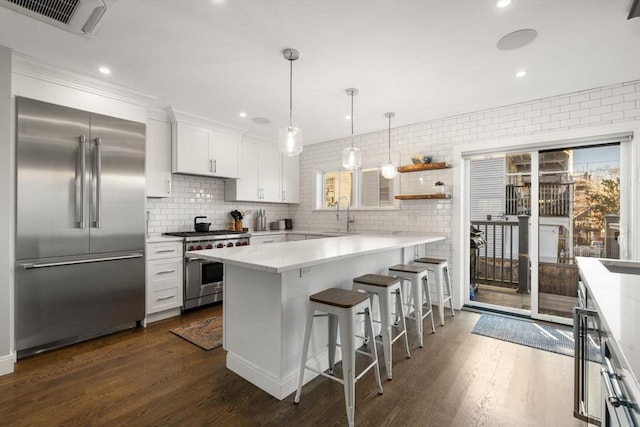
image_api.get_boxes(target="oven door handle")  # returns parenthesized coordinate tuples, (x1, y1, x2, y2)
(572, 306, 601, 424)
(187, 257, 211, 262)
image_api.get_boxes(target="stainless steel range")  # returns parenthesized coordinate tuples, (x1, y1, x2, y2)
(164, 230, 250, 309)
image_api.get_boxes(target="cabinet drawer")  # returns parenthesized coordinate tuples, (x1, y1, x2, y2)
(148, 258, 182, 284)
(147, 258, 183, 313)
(147, 241, 182, 260)
(148, 286, 181, 313)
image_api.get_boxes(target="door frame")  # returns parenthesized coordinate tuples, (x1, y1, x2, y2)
(452, 121, 640, 318)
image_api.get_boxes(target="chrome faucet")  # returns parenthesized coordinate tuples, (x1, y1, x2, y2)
(336, 196, 354, 232)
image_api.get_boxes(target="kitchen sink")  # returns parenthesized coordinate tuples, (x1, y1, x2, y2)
(599, 259, 640, 275)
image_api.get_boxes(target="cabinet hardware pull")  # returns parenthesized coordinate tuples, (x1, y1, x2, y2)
(209, 159, 213, 172)
(157, 295, 175, 301)
(93, 137, 102, 228)
(157, 269, 176, 275)
(22, 253, 143, 269)
(155, 249, 175, 253)
(77, 135, 86, 229)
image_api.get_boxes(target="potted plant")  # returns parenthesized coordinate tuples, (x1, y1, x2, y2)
(434, 181, 445, 194)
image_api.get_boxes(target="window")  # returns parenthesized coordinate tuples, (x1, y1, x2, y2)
(361, 168, 393, 207)
(318, 165, 396, 209)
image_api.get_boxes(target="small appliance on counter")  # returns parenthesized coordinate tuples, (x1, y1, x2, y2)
(255, 209, 267, 231)
(284, 219, 293, 230)
(194, 216, 211, 232)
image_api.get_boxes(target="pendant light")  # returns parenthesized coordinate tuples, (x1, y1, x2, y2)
(342, 88, 361, 170)
(278, 48, 303, 156)
(380, 112, 398, 179)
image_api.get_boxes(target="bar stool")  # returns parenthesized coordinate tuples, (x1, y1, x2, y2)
(352, 274, 410, 380)
(388, 264, 436, 348)
(295, 288, 383, 427)
(414, 257, 455, 326)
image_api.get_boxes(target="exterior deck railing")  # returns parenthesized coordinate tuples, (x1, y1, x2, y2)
(505, 183, 573, 217)
(471, 220, 520, 288)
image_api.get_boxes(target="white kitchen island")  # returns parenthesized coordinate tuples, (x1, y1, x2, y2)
(188, 232, 446, 400)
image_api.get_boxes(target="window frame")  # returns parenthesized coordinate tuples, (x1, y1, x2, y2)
(314, 162, 400, 211)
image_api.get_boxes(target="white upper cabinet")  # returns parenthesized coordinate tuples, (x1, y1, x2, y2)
(281, 154, 300, 204)
(225, 141, 281, 202)
(171, 113, 241, 179)
(146, 118, 172, 197)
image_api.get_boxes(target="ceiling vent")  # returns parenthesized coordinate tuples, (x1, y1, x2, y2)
(0, 0, 111, 35)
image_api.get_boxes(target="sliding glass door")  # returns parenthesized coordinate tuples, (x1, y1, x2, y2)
(536, 144, 620, 322)
(465, 142, 622, 324)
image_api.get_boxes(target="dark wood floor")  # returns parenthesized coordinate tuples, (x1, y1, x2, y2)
(0, 304, 581, 426)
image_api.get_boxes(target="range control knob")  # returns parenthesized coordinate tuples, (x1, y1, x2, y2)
(236, 241, 243, 246)
(205, 244, 213, 249)
(216, 243, 224, 249)
(242, 241, 249, 246)
(196, 245, 203, 250)
(227, 242, 234, 247)
(188, 245, 195, 251)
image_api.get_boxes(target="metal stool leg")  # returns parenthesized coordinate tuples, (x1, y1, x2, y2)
(444, 265, 455, 318)
(393, 288, 411, 359)
(295, 306, 316, 403)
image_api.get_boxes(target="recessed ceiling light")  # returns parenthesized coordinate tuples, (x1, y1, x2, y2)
(239, 112, 247, 118)
(516, 70, 527, 78)
(98, 66, 111, 75)
(496, 0, 511, 8)
(497, 29, 538, 50)
(345, 115, 351, 120)
(252, 117, 270, 125)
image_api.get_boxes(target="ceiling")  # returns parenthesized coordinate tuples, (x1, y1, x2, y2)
(1, 0, 639, 146)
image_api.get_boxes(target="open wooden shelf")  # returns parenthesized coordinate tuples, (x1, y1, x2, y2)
(397, 162, 451, 173)
(394, 194, 451, 200)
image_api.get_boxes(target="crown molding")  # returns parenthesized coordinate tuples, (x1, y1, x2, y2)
(11, 51, 158, 107)
(170, 107, 247, 135)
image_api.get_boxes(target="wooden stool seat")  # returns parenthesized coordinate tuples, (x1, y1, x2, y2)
(353, 274, 401, 287)
(414, 257, 444, 264)
(389, 264, 428, 274)
(310, 288, 369, 308)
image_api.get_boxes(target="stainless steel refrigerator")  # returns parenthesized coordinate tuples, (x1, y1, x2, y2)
(15, 97, 146, 358)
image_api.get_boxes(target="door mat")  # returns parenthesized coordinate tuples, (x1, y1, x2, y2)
(170, 316, 222, 351)
(471, 313, 600, 362)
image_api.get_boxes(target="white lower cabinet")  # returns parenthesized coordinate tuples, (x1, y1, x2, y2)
(146, 241, 183, 316)
(251, 234, 286, 244)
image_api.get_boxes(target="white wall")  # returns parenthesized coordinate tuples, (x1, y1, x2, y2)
(0, 46, 14, 375)
(292, 80, 640, 308)
(146, 175, 291, 233)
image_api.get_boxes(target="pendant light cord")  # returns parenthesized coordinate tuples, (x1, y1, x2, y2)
(350, 92, 354, 148)
(387, 114, 392, 162)
(289, 57, 293, 128)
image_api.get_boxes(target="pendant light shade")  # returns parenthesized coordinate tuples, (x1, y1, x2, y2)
(380, 112, 398, 179)
(342, 88, 361, 170)
(279, 48, 303, 156)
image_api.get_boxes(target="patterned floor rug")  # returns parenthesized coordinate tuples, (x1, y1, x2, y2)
(170, 316, 223, 351)
(471, 312, 600, 362)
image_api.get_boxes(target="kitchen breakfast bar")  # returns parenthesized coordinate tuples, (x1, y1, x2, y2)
(188, 233, 446, 399)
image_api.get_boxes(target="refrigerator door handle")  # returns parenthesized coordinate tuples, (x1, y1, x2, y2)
(21, 253, 144, 270)
(76, 135, 87, 229)
(93, 137, 102, 228)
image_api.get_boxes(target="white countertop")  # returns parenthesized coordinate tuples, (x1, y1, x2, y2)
(576, 257, 640, 390)
(188, 232, 446, 274)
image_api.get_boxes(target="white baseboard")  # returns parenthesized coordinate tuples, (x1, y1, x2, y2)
(146, 307, 181, 324)
(226, 347, 339, 401)
(0, 351, 16, 376)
